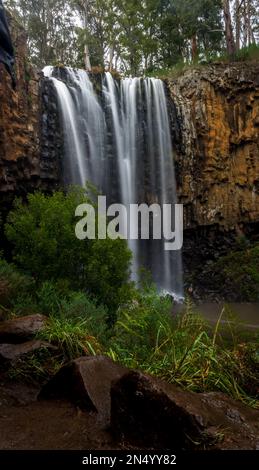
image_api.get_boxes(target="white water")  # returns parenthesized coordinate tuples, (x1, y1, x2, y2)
(43, 67, 183, 299)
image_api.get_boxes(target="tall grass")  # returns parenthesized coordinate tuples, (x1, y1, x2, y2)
(38, 315, 102, 360)
(1, 260, 258, 407)
(108, 295, 259, 408)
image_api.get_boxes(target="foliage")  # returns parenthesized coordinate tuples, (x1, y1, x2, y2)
(0, 258, 35, 314)
(107, 293, 259, 407)
(5, 0, 78, 67)
(1, 265, 258, 408)
(6, 0, 259, 74)
(234, 42, 259, 61)
(5, 187, 132, 313)
(214, 243, 259, 301)
(38, 315, 102, 360)
(7, 348, 62, 384)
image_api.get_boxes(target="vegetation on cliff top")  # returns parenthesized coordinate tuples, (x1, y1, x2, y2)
(5, 0, 259, 76)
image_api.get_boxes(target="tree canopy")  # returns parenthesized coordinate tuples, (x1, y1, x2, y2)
(4, 0, 259, 74)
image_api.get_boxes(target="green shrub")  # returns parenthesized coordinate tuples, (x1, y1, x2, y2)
(58, 292, 109, 342)
(36, 280, 71, 316)
(5, 187, 132, 313)
(214, 244, 259, 301)
(0, 258, 35, 314)
(35, 281, 109, 339)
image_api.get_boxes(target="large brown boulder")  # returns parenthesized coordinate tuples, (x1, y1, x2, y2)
(111, 371, 259, 450)
(0, 340, 55, 363)
(0, 314, 47, 343)
(39, 356, 128, 426)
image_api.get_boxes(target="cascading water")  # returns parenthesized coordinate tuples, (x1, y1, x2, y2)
(43, 66, 105, 187)
(43, 67, 183, 300)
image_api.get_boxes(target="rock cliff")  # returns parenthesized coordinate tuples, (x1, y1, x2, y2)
(0, 13, 60, 210)
(168, 63, 259, 231)
(167, 63, 259, 285)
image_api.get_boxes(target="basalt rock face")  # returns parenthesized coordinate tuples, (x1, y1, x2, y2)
(0, 14, 60, 211)
(167, 63, 259, 287)
(168, 62, 259, 231)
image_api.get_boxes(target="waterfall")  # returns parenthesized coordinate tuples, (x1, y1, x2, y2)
(43, 66, 105, 186)
(43, 67, 183, 300)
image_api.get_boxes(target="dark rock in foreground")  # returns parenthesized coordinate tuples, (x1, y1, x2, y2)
(39, 356, 128, 426)
(0, 314, 47, 344)
(111, 371, 259, 450)
(38, 356, 259, 449)
(0, 340, 55, 363)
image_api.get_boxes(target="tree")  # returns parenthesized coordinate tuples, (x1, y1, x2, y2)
(73, 0, 92, 69)
(5, 0, 259, 72)
(223, 0, 236, 56)
(243, 0, 256, 45)
(5, 0, 77, 67)
(235, 0, 242, 50)
(5, 188, 132, 312)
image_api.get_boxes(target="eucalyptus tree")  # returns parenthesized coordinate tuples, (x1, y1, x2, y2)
(4, 0, 77, 67)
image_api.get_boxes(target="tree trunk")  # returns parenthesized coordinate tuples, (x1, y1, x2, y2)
(191, 34, 198, 62)
(84, 44, 91, 71)
(235, 0, 241, 50)
(246, 0, 255, 45)
(244, 0, 249, 46)
(243, 0, 254, 46)
(223, 0, 236, 56)
(83, 2, 91, 71)
(108, 46, 114, 71)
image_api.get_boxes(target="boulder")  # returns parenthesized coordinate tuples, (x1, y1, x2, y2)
(111, 371, 259, 450)
(39, 356, 128, 426)
(0, 315, 47, 343)
(0, 340, 55, 363)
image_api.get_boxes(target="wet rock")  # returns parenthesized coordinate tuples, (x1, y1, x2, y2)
(111, 371, 259, 450)
(0, 380, 40, 407)
(0, 340, 55, 363)
(168, 63, 259, 233)
(166, 63, 259, 297)
(0, 14, 40, 200)
(0, 315, 47, 344)
(0, 13, 61, 216)
(39, 356, 128, 426)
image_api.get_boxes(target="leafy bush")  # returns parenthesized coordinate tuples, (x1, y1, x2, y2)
(0, 258, 35, 314)
(214, 244, 259, 301)
(58, 292, 109, 341)
(36, 280, 71, 316)
(5, 187, 132, 313)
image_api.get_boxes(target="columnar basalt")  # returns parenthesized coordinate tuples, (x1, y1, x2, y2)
(167, 63, 259, 292)
(167, 63, 259, 231)
(0, 13, 60, 209)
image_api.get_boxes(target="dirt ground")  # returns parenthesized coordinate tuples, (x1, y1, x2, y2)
(0, 378, 119, 450)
